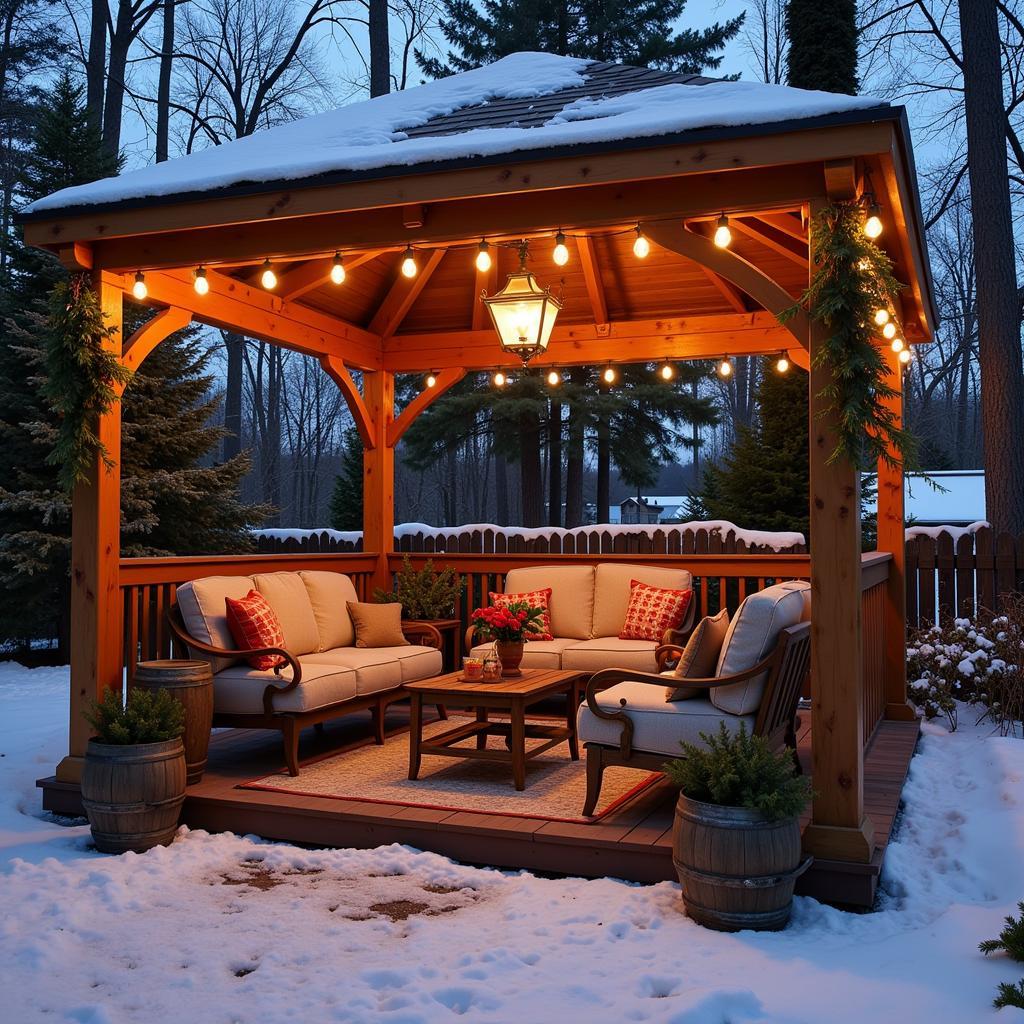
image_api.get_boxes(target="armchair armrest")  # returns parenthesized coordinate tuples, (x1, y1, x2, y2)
(402, 620, 443, 649)
(656, 643, 686, 672)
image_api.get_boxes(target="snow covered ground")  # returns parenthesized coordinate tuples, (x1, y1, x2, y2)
(1, 662, 1023, 1023)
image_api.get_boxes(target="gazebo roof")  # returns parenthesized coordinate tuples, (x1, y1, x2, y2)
(24, 52, 888, 218)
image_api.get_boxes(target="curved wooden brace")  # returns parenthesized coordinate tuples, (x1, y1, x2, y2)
(787, 347, 810, 371)
(118, 306, 193, 393)
(387, 367, 466, 448)
(320, 354, 376, 449)
(645, 222, 809, 348)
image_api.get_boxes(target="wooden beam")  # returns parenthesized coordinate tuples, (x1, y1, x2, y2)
(58, 241, 93, 271)
(731, 218, 809, 267)
(369, 248, 445, 339)
(802, 199, 874, 865)
(644, 222, 810, 347)
(59, 272, 123, 785)
(320, 354, 376, 449)
(824, 158, 857, 201)
(786, 347, 810, 371)
(402, 204, 425, 228)
(576, 235, 608, 326)
(754, 211, 807, 242)
(699, 266, 748, 314)
(85, 163, 830, 273)
(119, 307, 193, 384)
(362, 370, 395, 593)
(138, 268, 383, 370)
(384, 312, 794, 372)
(278, 249, 386, 301)
(388, 368, 467, 447)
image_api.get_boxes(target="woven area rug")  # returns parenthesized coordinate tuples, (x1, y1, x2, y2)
(241, 719, 662, 823)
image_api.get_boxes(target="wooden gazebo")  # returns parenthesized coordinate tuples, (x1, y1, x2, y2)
(24, 54, 936, 903)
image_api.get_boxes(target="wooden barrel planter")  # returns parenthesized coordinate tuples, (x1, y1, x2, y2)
(81, 738, 187, 854)
(134, 660, 214, 784)
(672, 792, 812, 932)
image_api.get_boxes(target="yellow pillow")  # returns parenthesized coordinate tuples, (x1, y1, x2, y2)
(665, 608, 730, 701)
(346, 602, 410, 649)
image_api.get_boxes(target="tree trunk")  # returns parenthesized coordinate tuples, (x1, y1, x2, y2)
(222, 333, 243, 461)
(102, 0, 134, 159)
(368, 0, 390, 97)
(519, 409, 543, 527)
(494, 451, 509, 525)
(547, 398, 562, 526)
(564, 371, 585, 527)
(959, 0, 1024, 533)
(86, 0, 106, 135)
(155, 0, 175, 163)
(596, 417, 610, 524)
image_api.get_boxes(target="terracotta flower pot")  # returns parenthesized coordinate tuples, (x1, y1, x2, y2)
(495, 640, 525, 676)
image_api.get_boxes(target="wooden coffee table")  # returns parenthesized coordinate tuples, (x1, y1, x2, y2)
(403, 669, 586, 791)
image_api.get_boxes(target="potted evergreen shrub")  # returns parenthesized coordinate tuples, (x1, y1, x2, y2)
(81, 688, 187, 854)
(373, 554, 465, 621)
(664, 722, 813, 932)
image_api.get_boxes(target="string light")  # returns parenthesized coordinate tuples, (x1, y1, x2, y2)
(864, 197, 884, 239)
(874, 308, 890, 326)
(602, 365, 617, 385)
(891, 337, 905, 353)
(260, 259, 277, 290)
(632, 226, 650, 259)
(775, 355, 790, 374)
(883, 321, 897, 340)
(425, 372, 437, 389)
(546, 369, 561, 386)
(193, 267, 209, 295)
(898, 347, 911, 365)
(718, 357, 734, 378)
(475, 240, 492, 273)
(552, 232, 569, 267)
(132, 271, 147, 300)
(713, 214, 732, 249)
(658, 362, 674, 381)
(401, 246, 418, 278)
(492, 370, 507, 388)
(330, 252, 345, 285)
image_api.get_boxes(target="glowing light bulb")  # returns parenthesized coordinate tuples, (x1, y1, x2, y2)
(891, 337, 905, 353)
(330, 253, 345, 285)
(882, 321, 897, 340)
(659, 363, 674, 381)
(864, 201, 883, 239)
(132, 271, 147, 300)
(874, 308, 890, 326)
(546, 369, 561, 386)
(633, 228, 650, 259)
(602, 366, 617, 385)
(401, 247, 417, 278)
(193, 267, 209, 295)
(475, 241, 491, 273)
(553, 232, 569, 267)
(425, 373, 437, 389)
(260, 260, 277, 290)
(714, 214, 732, 249)
(718, 358, 733, 378)
(898, 347, 911, 365)
(776, 356, 790, 374)
(492, 370, 507, 388)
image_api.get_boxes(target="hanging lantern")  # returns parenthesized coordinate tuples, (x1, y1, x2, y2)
(481, 241, 562, 365)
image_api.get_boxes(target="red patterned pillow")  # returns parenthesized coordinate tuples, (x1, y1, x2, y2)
(619, 580, 693, 642)
(488, 588, 554, 641)
(225, 590, 287, 670)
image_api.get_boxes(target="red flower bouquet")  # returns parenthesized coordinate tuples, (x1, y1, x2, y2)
(470, 601, 545, 643)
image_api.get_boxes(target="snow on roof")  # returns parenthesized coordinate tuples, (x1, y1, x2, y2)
(26, 52, 886, 216)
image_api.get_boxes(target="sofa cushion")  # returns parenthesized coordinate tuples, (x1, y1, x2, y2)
(619, 580, 693, 641)
(176, 576, 255, 674)
(252, 572, 321, 655)
(712, 583, 807, 716)
(666, 608, 731, 701)
(300, 571, 358, 650)
(347, 601, 409, 649)
(303, 644, 439, 694)
(213, 660, 357, 715)
(578, 682, 755, 757)
(470, 637, 578, 671)
(489, 588, 553, 641)
(592, 564, 693, 639)
(561, 637, 659, 673)
(505, 565, 595, 640)
(224, 590, 287, 671)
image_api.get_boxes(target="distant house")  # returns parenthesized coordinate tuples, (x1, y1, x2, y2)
(612, 496, 689, 525)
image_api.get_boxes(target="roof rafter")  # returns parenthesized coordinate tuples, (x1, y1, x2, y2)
(576, 235, 608, 326)
(731, 218, 808, 267)
(278, 249, 387, 301)
(369, 248, 445, 339)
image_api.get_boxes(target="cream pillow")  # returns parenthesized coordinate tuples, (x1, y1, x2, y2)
(346, 602, 410, 649)
(665, 609, 730, 701)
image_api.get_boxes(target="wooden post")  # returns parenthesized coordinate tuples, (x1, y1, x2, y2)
(878, 346, 915, 721)
(56, 273, 124, 784)
(801, 201, 874, 865)
(362, 370, 394, 593)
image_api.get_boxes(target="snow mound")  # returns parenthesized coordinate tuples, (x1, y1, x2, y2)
(906, 521, 990, 542)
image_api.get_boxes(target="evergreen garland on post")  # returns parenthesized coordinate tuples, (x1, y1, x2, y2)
(42, 275, 131, 492)
(782, 202, 914, 472)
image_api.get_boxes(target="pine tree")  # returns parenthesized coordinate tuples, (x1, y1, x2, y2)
(701, 360, 810, 538)
(785, 0, 858, 94)
(418, 0, 743, 78)
(329, 427, 364, 531)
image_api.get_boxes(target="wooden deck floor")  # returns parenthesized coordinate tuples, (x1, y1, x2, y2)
(39, 704, 920, 909)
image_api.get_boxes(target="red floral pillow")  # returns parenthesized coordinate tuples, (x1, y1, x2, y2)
(619, 580, 693, 642)
(488, 588, 554, 641)
(225, 590, 287, 670)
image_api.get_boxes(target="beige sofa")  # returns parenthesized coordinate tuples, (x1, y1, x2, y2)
(468, 563, 695, 674)
(169, 570, 443, 775)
